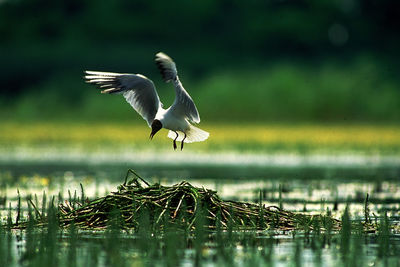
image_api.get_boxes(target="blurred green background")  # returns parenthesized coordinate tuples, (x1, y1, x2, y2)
(1, 0, 399, 123)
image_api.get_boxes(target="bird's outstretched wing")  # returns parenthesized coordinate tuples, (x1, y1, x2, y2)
(155, 52, 200, 123)
(84, 71, 161, 126)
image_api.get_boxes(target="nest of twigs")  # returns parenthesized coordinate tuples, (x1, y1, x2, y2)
(58, 170, 340, 231)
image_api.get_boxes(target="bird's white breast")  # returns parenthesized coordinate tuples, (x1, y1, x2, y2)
(155, 108, 190, 132)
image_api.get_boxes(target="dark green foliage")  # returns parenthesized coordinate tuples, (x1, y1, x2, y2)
(340, 205, 351, 258)
(7, 203, 12, 231)
(278, 184, 283, 210)
(1, 1, 400, 123)
(80, 183, 85, 205)
(0, 216, 15, 266)
(41, 191, 47, 220)
(364, 193, 370, 224)
(377, 212, 391, 259)
(194, 202, 206, 266)
(15, 190, 21, 227)
(1, 207, 397, 267)
(67, 223, 77, 267)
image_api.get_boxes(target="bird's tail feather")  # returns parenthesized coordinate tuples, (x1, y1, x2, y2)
(168, 125, 209, 143)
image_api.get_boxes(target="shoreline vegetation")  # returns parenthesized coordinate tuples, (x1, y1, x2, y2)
(0, 122, 399, 155)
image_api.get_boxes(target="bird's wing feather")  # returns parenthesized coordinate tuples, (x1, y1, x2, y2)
(84, 71, 161, 126)
(155, 52, 200, 123)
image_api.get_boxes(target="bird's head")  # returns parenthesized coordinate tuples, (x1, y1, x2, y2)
(150, 119, 162, 140)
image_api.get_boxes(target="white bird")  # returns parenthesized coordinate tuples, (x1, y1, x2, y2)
(84, 52, 209, 150)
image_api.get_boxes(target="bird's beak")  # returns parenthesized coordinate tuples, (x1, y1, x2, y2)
(149, 129, 158, 140)
(149, 120, 162, 140)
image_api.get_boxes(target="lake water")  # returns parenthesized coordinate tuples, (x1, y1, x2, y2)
(1, 152, 400, 219)
(1, 152, 399, 266)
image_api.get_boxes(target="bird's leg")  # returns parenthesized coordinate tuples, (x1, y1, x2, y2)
(173, 131, 178, 150)
(181, 133, 187, 150)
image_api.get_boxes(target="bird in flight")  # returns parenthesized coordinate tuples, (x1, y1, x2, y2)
(84, 52, 209, 150)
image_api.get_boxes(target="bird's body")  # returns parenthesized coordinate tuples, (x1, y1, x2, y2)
(84, 52, 209, 150)
(156, 107, 189, 133)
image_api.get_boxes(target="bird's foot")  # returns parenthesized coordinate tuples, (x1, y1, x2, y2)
(180, 141, 184, 150)
(173, 140, 177, 150)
